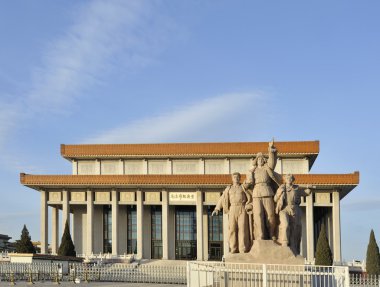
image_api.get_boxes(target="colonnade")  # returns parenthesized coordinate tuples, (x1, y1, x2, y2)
(39, 189, 342, 263)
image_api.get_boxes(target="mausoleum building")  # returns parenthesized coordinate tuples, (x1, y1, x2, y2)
(20, 141, 359, 263)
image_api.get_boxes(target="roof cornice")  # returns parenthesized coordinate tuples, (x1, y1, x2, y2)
(60, 141, 320, 159)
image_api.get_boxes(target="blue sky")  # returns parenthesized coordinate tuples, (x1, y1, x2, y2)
(0, 1, 379, 261)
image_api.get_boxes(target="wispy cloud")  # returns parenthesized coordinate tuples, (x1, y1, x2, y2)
(26, 0, 161, 114)
(0, 0, 171, 170)
(0, 0, 170, 142)
(84, 92, 269, 144)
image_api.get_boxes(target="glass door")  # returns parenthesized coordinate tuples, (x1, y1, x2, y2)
(151, 206, 162, 259)
(175, 206, 197, 260)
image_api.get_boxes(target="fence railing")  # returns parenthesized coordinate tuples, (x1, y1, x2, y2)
(0, 262, 187, 284)
(187, 261, 350, 287)
(0, 262, 59, 283)
(350, 274, 380, 287)
(2, 261, 378, 286)
(70, 263, 186, 284)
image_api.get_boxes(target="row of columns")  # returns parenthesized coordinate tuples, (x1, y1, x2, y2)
(40, 189, 205, 259)
(39, 189, 342, 263)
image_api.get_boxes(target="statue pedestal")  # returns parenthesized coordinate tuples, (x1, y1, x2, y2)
(224, 240, 304, 265)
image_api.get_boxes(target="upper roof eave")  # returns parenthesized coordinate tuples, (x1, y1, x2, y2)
(60, 141, 320, 167)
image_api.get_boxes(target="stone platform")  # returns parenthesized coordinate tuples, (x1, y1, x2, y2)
(225, 240, 305, 265)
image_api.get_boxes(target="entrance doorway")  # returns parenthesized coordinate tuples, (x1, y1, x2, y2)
(127, 205, 137, 254)
(151, 206, 162, 259)
(175, 206, 197, 260)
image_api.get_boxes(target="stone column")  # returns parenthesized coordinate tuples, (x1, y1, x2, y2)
(72, 160, 78, 175)
(51, 206, 59, 255)
(143, 159, 148, 174)
(167, 159, 172, 174)
(199, 158, 205, 174)
(224, 158, 230, 174)
(86, 189, 94, 255)
(62, 189, 70, 232)
(95, 159, 101, 174)
(223, 212, 229, 256)
(119, 159, 124, 174)
(136, 190, 144, 259)
(112, 189, 119, 256)
(306, 194, 314, 263)
(40, 190, 48, 254)
(162, 190, 169, 259)
(196, 190, 204, 260)
(332, 191, 342, 263)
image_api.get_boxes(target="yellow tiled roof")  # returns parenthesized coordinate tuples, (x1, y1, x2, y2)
(60, 141, 320, 158)
(20, 172, 359, 186)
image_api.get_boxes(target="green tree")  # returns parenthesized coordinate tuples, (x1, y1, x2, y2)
(366, 229, 380, 275)
(315, 223, 333, 266)
(58, 220, 76, 257)
(15, 225, 36, 254)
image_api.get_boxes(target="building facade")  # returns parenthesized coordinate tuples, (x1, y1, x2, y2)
(20, 141, 359, 263)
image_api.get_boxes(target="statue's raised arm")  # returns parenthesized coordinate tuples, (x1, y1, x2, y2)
(267, 138, 278, 170)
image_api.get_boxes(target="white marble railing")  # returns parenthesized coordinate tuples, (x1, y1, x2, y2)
(187, 261, 349, 287)
(77, 253, 134, 262)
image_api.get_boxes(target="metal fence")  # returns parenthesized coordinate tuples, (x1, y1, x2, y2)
(0, 262, 59, 283)
(187, 261, 350, 287)
(350, 274, 380, 287)
(0, 262, 187, 284)
(2, 261, 379, 286)
(71, 263, 187, 284)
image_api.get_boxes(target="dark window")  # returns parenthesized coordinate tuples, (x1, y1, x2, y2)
(208, 207, 223, 261)
(127, 205, 137, 254)
(175, 206, 196, 260)
(103, 205, 112, 253)
(151, 206, 162, 259)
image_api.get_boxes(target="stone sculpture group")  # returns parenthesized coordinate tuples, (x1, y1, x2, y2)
(212, 140, 311, 257)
